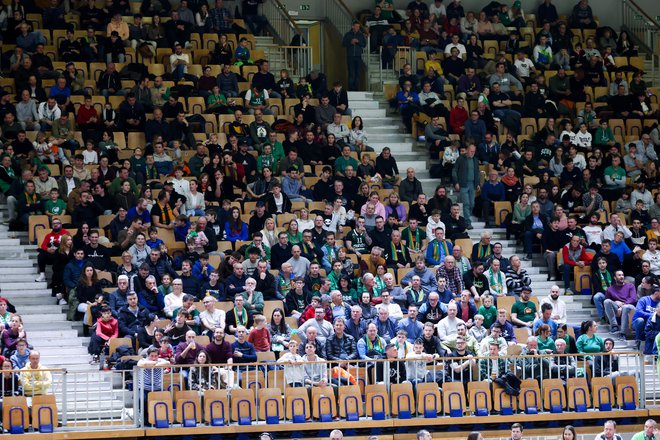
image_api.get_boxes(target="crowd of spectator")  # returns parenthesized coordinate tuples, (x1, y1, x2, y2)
(0, 0, 656, 424)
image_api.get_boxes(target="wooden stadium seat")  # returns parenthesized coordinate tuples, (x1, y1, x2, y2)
(188, 96, 206, 115)
(520, 118, 537, 136)
(443, 382, 467, 417)
(285, 386, 310, 423)
(497, 296, 515, 316)
(2, 396, 29, 434)
(231, 388, 256, 425)
(493, 201, 512, 226)
(256, 351, 276, 362)
(32, 394, 57, 434)
(467, 381, 491, 416)
(204, 33, 219, 50)
(542, 378, 566, 413)
(194, 335, 210, 346)
(514, 327, 529, 345)
(203, 389, 229, 426)
(284, 317, 299, 330)
(312, 386, 337, 421)
(574, 265, 592, 294)
(626, 119, 643, 138)
(609, 119, 625, 138)
(629, 56, 645, 72)
(365, 383, 390, 421)
(266, 369, 285, 392)
(567, 377, 590, 412)
(453, 238, 473, 257)
(240, 369, 265, 390)
(518, 379, 541, 414)
(109, 337, 133, 357)
(592, 376, 615, 411)
(163, 372, 185, 392)
(338, 385, 363, 421)
(397, 267, 410, 284)
(175, 390, 201, 427)
(258, 388, 284, 424)
(29, 215, 50, 245)
(493, 382, 518, 415)
(390, 382, 414, 419)
(616, 375, 638, 410)
(148, 391, 174, 428)
(263, 300, 284, 321)
(108, 95, 125, 110)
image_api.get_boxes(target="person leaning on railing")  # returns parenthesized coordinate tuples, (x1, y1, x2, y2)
(19, 351, 51, 405)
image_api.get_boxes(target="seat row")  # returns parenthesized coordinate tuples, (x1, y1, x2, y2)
(145, 375, 639, 429)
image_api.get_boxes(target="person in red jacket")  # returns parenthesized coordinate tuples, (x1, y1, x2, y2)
(88, 306, 118, 363)
(35, 217, 70, 282)
(561, 234, 593, 295)
(449, 96, 468, 135)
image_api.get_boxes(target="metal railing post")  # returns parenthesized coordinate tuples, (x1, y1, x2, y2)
(61, 369, 68, 427)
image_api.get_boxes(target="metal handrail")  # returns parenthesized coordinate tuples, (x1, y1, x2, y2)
(622, 0, 659, 54)
(626, 0, 660, 29)
(263, 0, 303, 46)
(326, 0, 370, 90)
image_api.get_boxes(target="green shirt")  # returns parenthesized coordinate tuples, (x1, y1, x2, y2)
(594, 127, 615, 145)
(511, 300, 536, 323)
(257, 153, 277, 173)
(44, 198, 67, 215)
(604, 165, 626, 188)
(334, 156, 359, 175)
(207, 93, 228, 110)
(576, 333, 605, 355)
(478, 305, 498, 329)
(537, 336, 556, 352)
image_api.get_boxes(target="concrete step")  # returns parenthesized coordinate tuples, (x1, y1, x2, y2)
(39, 346, 90, 356)
(0, 281, 48, 290)
(28, 329, 80, 339)
(0, 273, 50, 282)
(22, 312, 67, 323)
(352, 108, 386, 118)
(3, 288, 54, 297)
(348, 91, 375, 100)
(0, 266, 38, 274)
(16, 304, 65, 314)
(350, 100, 381, 109)
(0, 259, 36, 267)
(368, 142, 415, 152)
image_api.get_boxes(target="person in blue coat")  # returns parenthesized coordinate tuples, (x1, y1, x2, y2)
(644, 303, 660, 354)
(635, 288, 660, 348)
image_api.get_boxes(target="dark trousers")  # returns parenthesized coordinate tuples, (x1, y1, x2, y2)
(37, 248, 56, 273)
(347, 56, 362, 91)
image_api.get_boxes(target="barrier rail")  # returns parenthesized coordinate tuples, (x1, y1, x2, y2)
(260, 45, 313, 79)
(262, 0, 304, 47)
(326, 0, 371, 88)
(622, 0, 659, 54)
(0, 351, 648, 434)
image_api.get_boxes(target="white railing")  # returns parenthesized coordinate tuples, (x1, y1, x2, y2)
(378, 46, 416, 89)
(262, 0, 302, 47)
(621, 0, 660, 54)
(261, 45, 313, 79)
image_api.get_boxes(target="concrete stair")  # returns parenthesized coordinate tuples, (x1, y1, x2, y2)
(0, 204, 125, 423)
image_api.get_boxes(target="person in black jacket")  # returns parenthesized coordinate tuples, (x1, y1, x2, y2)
(251, 60, 280, 98)
(262, 183, 292, 217)
(73, 191, 104, 228)
(97, 63, 123, 98)
(444, 203, 469, 240)
(540, 217, 571, 279)
(254, 260, 278, 300)
(271, 232, 293, 271)
(522, 201, 549, 260)
(117, 291, 151, 342)
(328, 81, 351, 116)
(325, 317, 358, 363)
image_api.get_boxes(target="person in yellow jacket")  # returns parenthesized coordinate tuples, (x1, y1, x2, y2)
(20, 351, 52, 404)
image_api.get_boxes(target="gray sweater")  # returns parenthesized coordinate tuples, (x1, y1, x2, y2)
(16, 99, 39, 124)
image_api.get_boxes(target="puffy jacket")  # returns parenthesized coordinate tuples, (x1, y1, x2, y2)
(325, 333, 358, 361)
(117, 306, 150, 337)
(146, 257, 178, 284)
(63, 259, 85, 290)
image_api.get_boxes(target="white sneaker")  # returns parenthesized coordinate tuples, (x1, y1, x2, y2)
(58, 299, 68, 305)
(35, 273, 46, 282)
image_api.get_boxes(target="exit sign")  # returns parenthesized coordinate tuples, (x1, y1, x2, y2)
(300, 4, 310, 10)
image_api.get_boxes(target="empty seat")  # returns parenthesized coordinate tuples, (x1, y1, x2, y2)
(312, 385, 337, 422)
(616, 375, 638, 410)
(284, 387, 310, 423)
(32, 395, 57, 433)
(230, 388, 256, 425)
(148, 391, 174, 428)
(390, 382, 414, 419)
(258, 388, 283, 424)
(2, 396, 29, 434)
(592, 377, 615, 411)
(542, 378, 566, 413)
(175, 390, 201, 427)
(416, 382, 442, 418)
(518, 379, 541, 414)
(567, 377, 590, 413)
(443, 382, 466, 417)
(203, 389, 229, 426)
(468, 381, 492, 416)
(365, 383, 390, 421)
(338, 385, 363, 421)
